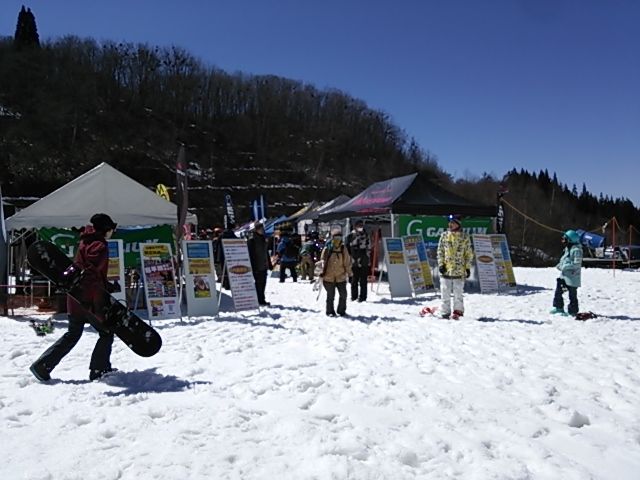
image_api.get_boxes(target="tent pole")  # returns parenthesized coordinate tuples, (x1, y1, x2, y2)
(390, 213, 395, 237)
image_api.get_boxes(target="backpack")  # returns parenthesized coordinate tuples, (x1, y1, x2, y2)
(284, 240, 299, 258)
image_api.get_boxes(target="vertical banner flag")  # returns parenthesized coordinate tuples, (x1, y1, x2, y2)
(0, 186, 8, 311)
(107, 239, 126, 303)
(176, 144, 188, 243)
(140, 243, 180, 319)
(182, 240, 219, 316)
(382, 237, 413, 299)
(221, 238, 259, 311)
(224, 193, 236, 229)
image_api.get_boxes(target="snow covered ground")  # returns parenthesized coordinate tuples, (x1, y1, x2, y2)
(1, 267, 639, 480)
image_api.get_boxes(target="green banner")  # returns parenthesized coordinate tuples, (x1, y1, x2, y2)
(38, 225, 175, 269)
(397, 215, 494, 248)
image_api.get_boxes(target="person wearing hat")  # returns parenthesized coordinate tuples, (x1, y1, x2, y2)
(551, 230, 583, 316)
(247, 221, 273, 305)
(319, 228, 353, 316)
(346, 219, 371, 302)
(30, 213, 119, 382)
(436, 215, 473, 319)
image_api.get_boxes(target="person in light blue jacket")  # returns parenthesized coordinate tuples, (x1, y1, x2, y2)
(551, 230, 583, 316)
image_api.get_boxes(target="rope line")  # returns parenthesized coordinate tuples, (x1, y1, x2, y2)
(501, 199, 564, 233)
(502, 200, 638, 240)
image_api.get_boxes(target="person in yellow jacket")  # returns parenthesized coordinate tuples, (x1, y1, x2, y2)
(319, 229, 352, 316)
(436, 215, 473, 319)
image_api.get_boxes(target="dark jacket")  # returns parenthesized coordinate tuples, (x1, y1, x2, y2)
(346, 229, 371, 268)
(248, 231, 272, 272)
(277, 235, 299, 264)
(68, 226, 109, 319)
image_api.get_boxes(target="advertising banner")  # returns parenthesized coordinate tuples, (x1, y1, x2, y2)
(182, 240, 218, 317)
(471, 235, 500, 294)
(401, 235, 430, 295)
(38, 225, 174, 268)
(471, 234, 517, 294)
(490, 234, 517, 292)
(107, 239, 126, 304)
(402, 234, 434, 293)
(221, 238, 259, 311)
(140, 243, 179, 319)
(398, 215, 493, 249)
(383, 238, 413, 298)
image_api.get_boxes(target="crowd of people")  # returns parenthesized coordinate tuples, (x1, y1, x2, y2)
(28, 212, 586, 383)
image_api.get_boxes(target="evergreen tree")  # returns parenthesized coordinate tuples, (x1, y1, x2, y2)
(14, 6, 40, 50)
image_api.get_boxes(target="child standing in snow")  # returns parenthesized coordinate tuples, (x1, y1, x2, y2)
(30, 213, 119, 382)
(437, 215, 473, 319)
(551, 230, 583, 316)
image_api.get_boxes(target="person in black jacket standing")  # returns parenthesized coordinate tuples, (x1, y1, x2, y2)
(346, 219, 371, 302)
(247, 222, 272, 306)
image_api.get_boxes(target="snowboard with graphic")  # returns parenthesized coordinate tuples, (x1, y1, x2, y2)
(27, 240, 162, 357)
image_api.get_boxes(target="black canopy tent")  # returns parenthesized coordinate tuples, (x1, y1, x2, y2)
(316, 173, 497, 221)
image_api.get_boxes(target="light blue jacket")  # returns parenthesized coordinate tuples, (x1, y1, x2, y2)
(557, 244, 582, 288)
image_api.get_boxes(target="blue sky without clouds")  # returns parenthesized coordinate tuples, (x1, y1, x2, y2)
(2, 0, 639, 206)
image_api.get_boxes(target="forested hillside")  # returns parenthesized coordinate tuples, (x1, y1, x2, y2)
(0, 29, 442, 223)
(1, 8, 639, 264)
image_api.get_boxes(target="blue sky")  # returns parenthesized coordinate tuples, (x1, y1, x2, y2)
(3, 0, 639, 206)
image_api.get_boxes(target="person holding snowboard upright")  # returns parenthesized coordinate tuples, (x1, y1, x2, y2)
(319, 228, 352, 316)
(437, 214, 473, 319)
(30, 213, 118, 382)
(551, 229, 583, 316)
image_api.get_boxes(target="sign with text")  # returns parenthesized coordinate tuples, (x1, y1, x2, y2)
(107, 239, 126, 304)
(140, 243, 179, 319)
(383, 238, 413, 298)
(471, 234, 517, 294)
(221, 238, 259, 311)
(398, 215, 493, 249)
(402, 234, 434, 294)
(39, 225, 175, 268)
(182, 240, 218, 317)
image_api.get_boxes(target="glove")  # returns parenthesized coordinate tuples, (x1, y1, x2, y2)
(465, 269, 471, 279)
(439, 265, 446, 275)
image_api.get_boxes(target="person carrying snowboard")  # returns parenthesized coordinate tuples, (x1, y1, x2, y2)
(437, 214, 473, 319)
(319, 228, 352, 316)
(30, 213, 119, 382)
(551, 229, 583, 316)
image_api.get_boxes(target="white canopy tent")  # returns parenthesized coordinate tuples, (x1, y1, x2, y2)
(5, 162, 197, 229)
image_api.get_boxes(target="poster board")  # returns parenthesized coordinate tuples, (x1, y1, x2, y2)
(140, 243, 180, 319)
(182, 240, 218, 317)
(383, 238, 413, 298)
(401, 235, 432, 295)
(221, 238, 259, 311)
(490, 234, 517, 292)
(107, 239, 126, 304)
(472, 234, 517, 294)
(402, 235, 433, 293)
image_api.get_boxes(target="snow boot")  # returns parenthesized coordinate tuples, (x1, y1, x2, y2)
(90, 367, 119, 381)
(550, 308, 569, 316)
(30, 361, 51, 382)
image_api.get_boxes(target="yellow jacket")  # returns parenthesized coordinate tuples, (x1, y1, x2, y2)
(437, 230, 473, 278)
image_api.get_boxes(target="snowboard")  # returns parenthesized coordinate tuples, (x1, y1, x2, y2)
(27, 240, 162, 357)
